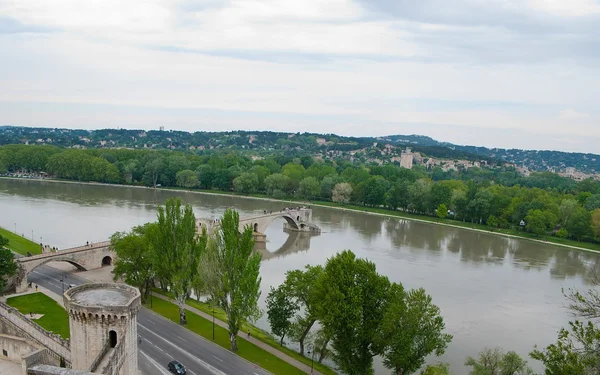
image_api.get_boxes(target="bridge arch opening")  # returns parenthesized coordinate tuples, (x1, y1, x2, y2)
(109, 330, 117, 348)
(297, 216, 300, 221)
(101, 256, 112, 267)
(254, 223, 258, 232)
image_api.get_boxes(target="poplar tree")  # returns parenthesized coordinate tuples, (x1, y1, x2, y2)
(202, 208, 262, 351)
(152, 198, 205, 325)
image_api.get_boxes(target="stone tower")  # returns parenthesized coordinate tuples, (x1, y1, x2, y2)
(64, 283, 141, 375)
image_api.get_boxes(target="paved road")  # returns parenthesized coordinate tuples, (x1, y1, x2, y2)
(29, 266, 272, 375)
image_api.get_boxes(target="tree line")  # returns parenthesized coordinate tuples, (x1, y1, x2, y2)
(2, 144, 600, 245)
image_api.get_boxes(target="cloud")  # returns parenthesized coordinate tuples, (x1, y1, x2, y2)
(0, 0, 598, 153)
(559, 109, 591, 120)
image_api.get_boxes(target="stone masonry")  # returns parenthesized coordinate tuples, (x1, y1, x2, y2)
(14, 242, 115, 293)
(63, 283, 140, 375)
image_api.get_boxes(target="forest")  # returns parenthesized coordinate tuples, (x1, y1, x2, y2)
(1, 143, 600, 246)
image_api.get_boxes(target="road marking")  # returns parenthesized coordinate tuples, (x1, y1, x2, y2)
(140, 350, 172, 375)
(177, 335, 188, 343)
(212, 355, 223, 362)
(139, 323, 228, 375)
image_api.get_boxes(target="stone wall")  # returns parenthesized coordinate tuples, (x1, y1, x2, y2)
(0, 301, 70, 362)
(22, 349, 61, 375)
(27, 364, 97, 375)
(0, 333, 40, 362)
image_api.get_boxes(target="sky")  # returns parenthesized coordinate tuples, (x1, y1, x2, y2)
(0, 0, 599, 153)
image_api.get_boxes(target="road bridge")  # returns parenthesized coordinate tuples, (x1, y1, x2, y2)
(14, 242, 114, 293)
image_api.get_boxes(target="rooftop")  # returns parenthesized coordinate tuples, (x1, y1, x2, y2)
(64, 283, 140, 310)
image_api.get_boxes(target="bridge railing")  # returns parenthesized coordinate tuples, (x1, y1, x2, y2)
(17, 241, 111, 261)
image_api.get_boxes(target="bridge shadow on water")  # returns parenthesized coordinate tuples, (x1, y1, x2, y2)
(253, 228, 319, 261)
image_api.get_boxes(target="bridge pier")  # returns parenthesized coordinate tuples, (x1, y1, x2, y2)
(252, 232, 266, 243)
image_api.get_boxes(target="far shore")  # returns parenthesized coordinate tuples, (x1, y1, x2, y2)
(3, 175, 600, 255)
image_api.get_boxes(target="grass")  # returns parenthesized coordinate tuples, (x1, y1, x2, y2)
(0, 226, 42, 255)
(147, 297, 309, 375)
(151, 288, 337, 375)
(6, 292, 70, 339)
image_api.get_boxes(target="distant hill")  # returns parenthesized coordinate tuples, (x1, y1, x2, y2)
(0, 125, 599, 174)
(383, 134, 600, 174)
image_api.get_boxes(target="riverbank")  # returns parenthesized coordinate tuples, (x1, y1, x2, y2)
(0, 226, 42, 255)
(3, 176, 600, 254)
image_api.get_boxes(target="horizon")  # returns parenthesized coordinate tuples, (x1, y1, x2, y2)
(1, 1, 599, 153)
(3, 124, 599, 156)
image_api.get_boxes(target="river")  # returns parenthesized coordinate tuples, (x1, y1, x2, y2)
(1, 178, 597, 374)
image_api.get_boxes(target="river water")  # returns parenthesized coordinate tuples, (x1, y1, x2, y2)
(1, 178, 597, 374)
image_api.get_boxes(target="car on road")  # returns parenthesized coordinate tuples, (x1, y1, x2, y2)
(168, 360, 186, 375)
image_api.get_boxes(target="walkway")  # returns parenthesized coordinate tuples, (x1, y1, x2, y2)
(151, 293, 324, 375)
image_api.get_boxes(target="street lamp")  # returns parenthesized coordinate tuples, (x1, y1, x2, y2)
(14, 223, 16, 234)
(307, 346, 315, 374)
(31, 229, 33, 241)
(60, 273, 67, 294)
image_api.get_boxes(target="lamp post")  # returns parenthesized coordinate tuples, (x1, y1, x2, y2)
(307, 345, 315, 374)
(60, 274, 67, 294)
(14, 223, 16, 234)
(212, 301, 215, 340)
(31, 229, 33, 241)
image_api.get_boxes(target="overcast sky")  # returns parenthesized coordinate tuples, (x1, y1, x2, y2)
(1, 0, 599, 153)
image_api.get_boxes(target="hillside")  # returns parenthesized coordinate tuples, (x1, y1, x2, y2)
(0, 126, 598, 174)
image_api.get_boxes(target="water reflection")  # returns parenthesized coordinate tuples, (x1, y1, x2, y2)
(3, 178, 600, 374)
(254, 230, 319, 261)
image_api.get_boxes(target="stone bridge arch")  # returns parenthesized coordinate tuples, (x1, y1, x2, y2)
(246, 213, 301, 233)
(14, 241, 113, 293)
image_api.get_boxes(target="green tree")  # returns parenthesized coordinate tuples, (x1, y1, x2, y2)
(143, 157, 165, 187)
(249, 165, 270, 191)
(0, 235, 17, 291)
(421, 363, 452, 375)
(151, 198, 205, 324)
(176, 169, 199, 188)
(266, 285, 299, 346)
(387, 180, 411, 211)
(531, 321, 600, 374)
(436, 204, 448, 219)
(532, 286, 600, 374)
(584, 194, 600, 211)
(591, 208, 600, 238)
(363, 176, 389, 206)
(556, 228, 568, 238)
(298, 176, 320, 200)
(284, 265, 324, 356)
(315, 250, 390, 375)
(487, 215, 499, 228)
(379, 285, 452, 375)
(525, 209, 547, 236)
(202, 209, 262, 351)
(281, 162, 306, 186)
(566, 208, 592, 241)
(466, 348, 533, 375)
(265, 173, 292, 196)
(559, 199, 579, 227)
(196, 164, 215, 189)
(319, 175, 341, 200)
(233, 172, 259, 194)
(111, 224, 156, 303)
